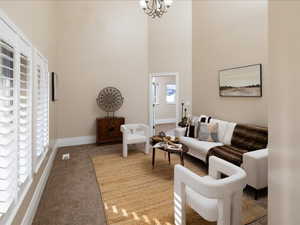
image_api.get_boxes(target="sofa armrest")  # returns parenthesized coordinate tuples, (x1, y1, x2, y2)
(175, 127, 186, 137)
(242, 149, 268, 190)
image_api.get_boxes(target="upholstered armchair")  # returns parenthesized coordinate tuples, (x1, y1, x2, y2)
(174, 156, 247, 225)
(120, 124, 150, 158)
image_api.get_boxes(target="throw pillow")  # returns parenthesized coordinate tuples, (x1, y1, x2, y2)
(185, 124, 195, 138)
(200, 115, 212, 123)
(198, 122, 219, 142)
(185, 117, 199, 138)
(186, 115, 213, 138)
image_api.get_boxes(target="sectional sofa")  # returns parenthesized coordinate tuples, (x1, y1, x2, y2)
(175, 116, 268, 199)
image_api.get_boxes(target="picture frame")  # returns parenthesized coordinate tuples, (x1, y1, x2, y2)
(219, 64, 262, 97)
(51, 72, 59, 101)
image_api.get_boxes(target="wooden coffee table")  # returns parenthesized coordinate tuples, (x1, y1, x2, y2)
(152, 143, 189, 168)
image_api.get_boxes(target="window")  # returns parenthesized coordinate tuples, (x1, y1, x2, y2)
(0, 13, 49, 220)
(18, 54, 31, 184)
(0, 36, 33, 219)
(166, 84, 176, 104)
(33, 51, 49, 172)
(0, 40, 18, 216)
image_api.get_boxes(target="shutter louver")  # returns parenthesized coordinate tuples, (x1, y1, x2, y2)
(43, 65, 49, 150)
(35, 61, 49, 162)
(0, 41, 17, 215)
(18, 54, 30, 184)
(36, 65, 43, 157)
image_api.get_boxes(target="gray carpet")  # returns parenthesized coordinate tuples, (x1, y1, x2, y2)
(32, 145, 107, 225)
(32, 144, 267, 225)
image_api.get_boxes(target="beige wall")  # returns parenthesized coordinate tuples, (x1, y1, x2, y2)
(0, 0, 193, 140)
(55, 0, 192, 138)
(0, 1, 57, 225)
(55, 1, 148, 138)
(148, 0, 192, 119)
(154, 76, 176, 120)
(0, 0, 57, 140)
(192, 1, 268, 126)
(269, 2, 300, 224)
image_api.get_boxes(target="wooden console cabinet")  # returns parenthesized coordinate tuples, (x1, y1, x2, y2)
(96, 117, 125, 144)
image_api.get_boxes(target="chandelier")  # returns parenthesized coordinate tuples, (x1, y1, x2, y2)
(139, 0, 173, 18)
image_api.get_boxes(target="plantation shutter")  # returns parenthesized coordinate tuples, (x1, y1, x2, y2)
(34, 52, 49, 171)
(0, 11, 49, 219)
(18, 54, 31, 184)
(36, 65, 43, 157)
(42, 63, 49, 150)
(0, 40, 18, 215)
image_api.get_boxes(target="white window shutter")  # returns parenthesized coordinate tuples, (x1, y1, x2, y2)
(33, 50, 49, 172)
(42, 63, 49, 150)
(36, 64, 44, 157)
(0, 10, 48, 219)
(0, 40, 18, 215)
(17, 52, 31, 184)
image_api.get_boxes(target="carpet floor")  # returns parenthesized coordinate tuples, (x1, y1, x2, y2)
(32, 145, 107, 225)
(32, 144, 268, 225)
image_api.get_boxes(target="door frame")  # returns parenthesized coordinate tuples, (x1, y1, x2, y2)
(149, 72, 180, 136)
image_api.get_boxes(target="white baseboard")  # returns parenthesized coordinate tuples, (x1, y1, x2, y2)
(20, 143, 58, 225)
(49, 139, 57, 150)
(155, 118, 177, 125)
(56, 136, 96, 147)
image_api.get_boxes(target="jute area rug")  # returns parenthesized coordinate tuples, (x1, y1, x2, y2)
(92, 148, 266, 225)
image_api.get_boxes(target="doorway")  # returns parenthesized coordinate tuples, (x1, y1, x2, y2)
(149, 73, 179, 136)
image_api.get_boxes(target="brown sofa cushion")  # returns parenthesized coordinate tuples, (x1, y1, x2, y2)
(231, 124, 268, 151)
(207, 145, 248, 166)
(207, 124, 268, 166)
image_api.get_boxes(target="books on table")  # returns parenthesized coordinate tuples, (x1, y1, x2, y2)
(153, 142, 182, 151)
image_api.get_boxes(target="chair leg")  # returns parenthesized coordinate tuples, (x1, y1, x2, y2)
(152, 148, 156, 169)
(231, 191, 243, 225)
(255, 188, 259, 200)
(123, 143, 128, 158)
(174, 187, 186, 225)
(145, 141, 150, 154)
(217, 196, 231, 225)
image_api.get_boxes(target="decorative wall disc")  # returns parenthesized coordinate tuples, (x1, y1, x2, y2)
(96, 87, 124, 113)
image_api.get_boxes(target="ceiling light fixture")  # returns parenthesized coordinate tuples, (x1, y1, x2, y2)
(139, 0, 173, 18)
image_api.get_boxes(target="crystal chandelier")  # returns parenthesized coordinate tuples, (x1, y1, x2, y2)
(139, 0, 173, 18)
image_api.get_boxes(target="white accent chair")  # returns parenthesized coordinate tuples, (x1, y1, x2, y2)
(120, 124, 150, 158)
(174, 156, 247, 225)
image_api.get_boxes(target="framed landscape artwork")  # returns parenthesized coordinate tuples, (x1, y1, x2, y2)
(219, 64, 262, 97)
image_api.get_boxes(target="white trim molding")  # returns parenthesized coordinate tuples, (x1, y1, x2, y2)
(56, 136, 96, 148)
(149, 72, 180, 136)
(20, 146, 57, 225)
(155, 118, 177, 125)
